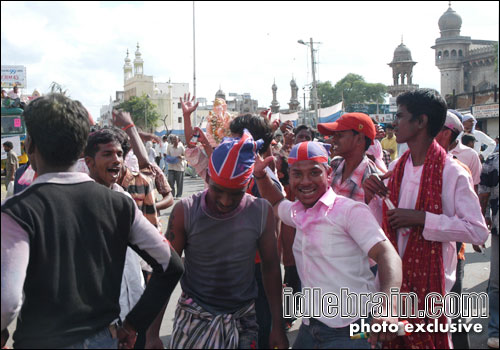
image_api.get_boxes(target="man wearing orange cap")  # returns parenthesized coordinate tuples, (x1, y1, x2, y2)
(165, 130, 288, 349)
(317, 113, 384, 214)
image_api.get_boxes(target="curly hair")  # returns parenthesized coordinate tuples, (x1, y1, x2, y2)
(23, 94, 90, 167)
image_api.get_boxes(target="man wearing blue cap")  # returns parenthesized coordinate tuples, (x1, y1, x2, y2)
(254, 141, 402, 349)
(165, 130, 288, 349)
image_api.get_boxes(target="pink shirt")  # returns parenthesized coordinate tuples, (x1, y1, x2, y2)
(450, 141, 482, 186)
(375, 154, 488, 293)
(278, 187, 387, 328)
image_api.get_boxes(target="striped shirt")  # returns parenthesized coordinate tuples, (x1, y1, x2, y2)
(330, 156, 381, 203)
(119, 167, 160, 229)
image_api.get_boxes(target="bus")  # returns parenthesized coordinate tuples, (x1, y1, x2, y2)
(1, 106, 29, 172)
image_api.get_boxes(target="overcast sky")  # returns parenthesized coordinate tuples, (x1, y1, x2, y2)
(1, 1, 499, 121)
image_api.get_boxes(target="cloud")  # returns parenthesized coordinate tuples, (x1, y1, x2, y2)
(1, 1, 498, 121)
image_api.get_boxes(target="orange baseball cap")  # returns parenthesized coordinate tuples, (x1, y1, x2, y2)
(317, 112, 376, 144)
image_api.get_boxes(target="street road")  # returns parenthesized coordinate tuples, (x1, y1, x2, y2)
(1, 175, 493, 349)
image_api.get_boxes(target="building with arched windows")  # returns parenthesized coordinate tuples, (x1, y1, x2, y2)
(432, 4, 498, 136)
(387, 40, 419, 97)
(432, 4, 498, 98)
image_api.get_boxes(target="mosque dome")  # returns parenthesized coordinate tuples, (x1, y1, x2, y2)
(124, 49, 131, 64)
(392, 43, 413, 62)
(438, 5, 462, 36)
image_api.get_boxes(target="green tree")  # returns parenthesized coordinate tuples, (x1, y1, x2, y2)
(316, 73, 387, 109)
(117, 94, 160, 132)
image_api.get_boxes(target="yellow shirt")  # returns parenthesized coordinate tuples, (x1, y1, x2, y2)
(381, 136, 398, 161)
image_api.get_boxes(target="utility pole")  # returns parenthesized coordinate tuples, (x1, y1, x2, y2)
(303, 90, 307, 125)
(192, 1, 197, 125)
(310, 38, 319, 127)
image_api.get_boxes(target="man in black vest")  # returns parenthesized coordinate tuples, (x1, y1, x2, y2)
(1, 94, 183, 349)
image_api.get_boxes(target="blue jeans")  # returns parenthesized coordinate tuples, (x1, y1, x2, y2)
(58, 327, 118, 349)
(489, 233, 499, 338)
(293, 318, 370, 349)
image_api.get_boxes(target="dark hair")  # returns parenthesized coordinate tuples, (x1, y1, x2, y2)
(385, 125, 394, 130)
(294, 124, 316, 140)
(162, 135, 168, 141)
(277, 155, 289, 186)
(448, 128, 460, 144)
(230, 114, 273, 155)
(23, 93, 90, 167)
(84, 127, 130, 158)
(3, 141, 14, 149)
(396, 88, 447, 138)
(351, 130, 372, 151)
(461, 133, 476, 146)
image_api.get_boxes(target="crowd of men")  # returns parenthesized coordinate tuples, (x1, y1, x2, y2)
(1, 88, 498, 349)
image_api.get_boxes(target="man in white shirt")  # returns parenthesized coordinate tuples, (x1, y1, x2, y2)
(7, 86, 20, 100)
(160, 135, 169, 173)
(462, 113, 496, 161)
(436, 111, 482, 192)
(166, 135, 185, 198)
(435, 110, 483, 349)
(363, 89, 489, 349)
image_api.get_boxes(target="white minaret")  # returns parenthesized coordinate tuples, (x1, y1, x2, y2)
(123, 49, 133, 83)
(134, 43, 144, 76)
(432, 3, 471, 97)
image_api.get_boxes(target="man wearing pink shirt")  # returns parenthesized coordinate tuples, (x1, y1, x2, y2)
(363, 89, 489, 349)
(254, 141, 402, 349)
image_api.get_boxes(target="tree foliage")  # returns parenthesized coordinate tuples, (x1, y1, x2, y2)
(316, 73, 387, 109)
(117, 94, 160, 132)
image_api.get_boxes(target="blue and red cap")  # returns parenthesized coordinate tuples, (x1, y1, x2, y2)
(208, 129, 264, 189)
(288, 141, 330, 166)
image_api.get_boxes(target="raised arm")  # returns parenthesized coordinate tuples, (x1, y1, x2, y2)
(180, 94, 199, 149)
(253, 154, 285, 209)
(113, 109, 150, 170)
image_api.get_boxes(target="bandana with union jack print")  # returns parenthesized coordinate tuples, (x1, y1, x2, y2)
(208, 129, 264, 189)
(288, 141, 330, 165)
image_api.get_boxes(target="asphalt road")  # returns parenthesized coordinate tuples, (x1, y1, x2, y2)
(1, 175, 493, 348)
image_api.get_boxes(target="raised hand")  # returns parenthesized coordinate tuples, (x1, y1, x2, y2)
(180, 93, 199, 117)
(113, 109, 134, 129)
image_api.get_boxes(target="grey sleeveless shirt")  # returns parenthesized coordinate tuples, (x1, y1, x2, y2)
(180, 190, 270, 314)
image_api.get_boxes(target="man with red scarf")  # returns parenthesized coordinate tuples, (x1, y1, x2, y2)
(363, 89, 489, 349)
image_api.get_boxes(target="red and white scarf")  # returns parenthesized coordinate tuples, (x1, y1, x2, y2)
(382, 140, 449, 349)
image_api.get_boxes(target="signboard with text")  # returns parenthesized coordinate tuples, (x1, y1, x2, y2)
(472, 103, 499, 119)
(1, 65, 27, 88)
